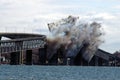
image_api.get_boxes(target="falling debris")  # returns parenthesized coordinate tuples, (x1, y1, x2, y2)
(47, 15, 104, 62)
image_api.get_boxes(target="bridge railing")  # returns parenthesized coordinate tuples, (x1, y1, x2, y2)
(0, 36, 46, 53)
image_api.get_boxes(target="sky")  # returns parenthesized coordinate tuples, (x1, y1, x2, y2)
(0, 0, 120, 53)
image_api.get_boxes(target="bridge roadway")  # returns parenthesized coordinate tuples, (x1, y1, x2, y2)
(0, 33, 47, 65)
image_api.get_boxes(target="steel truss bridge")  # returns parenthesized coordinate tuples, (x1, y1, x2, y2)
(0, 33, 47, 65)
(0, 33, 118, 66)
(0, 37, 46, 53)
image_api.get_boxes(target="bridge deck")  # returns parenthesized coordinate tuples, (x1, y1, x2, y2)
(0, 33, 45, 39)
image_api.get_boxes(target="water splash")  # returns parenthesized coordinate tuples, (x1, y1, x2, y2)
(47, 15, 104, 61)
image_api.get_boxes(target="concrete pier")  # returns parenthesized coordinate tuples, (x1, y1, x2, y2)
(26, 50, 32, 65)
(39, 47, 47, 65)
(10, 52, 20, 65)
(19, 51, 24, 64)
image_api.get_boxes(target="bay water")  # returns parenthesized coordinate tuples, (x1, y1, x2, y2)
(0, 65, 120, 80)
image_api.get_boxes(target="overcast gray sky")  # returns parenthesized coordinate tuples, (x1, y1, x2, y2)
(0, 0, 120, 53)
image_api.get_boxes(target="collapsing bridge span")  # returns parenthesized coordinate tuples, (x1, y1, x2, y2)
(0, 33, 118, 66)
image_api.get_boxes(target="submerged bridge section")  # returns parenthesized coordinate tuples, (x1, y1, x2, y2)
(0, 33, 47, 65)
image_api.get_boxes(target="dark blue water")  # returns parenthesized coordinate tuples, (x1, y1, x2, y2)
(0, 65, 120, 80)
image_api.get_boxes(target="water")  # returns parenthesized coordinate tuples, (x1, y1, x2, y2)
(0, 65, 120, 80)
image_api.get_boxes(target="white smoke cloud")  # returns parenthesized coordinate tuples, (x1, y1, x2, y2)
(47, 16, 104, 61)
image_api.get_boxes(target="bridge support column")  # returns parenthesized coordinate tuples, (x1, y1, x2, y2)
(39, 47, 47, 65)
(26, 50, 32, 65)
(19, 51, 24, 65)
(10, 52, 20, 65)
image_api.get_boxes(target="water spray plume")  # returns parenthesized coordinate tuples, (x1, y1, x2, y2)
(47, 15, 104, 62)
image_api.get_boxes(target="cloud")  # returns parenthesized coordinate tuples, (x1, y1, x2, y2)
(100, 23, 120, 53)
(94, 13, 117, 20)
(113, 5, 120, 9)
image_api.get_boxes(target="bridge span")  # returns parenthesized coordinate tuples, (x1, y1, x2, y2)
(0, 33, 47, 65)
